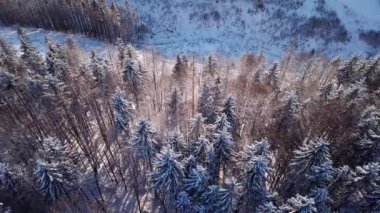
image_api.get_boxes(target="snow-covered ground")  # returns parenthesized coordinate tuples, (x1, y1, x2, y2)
(1, 0, 379, 59)
(127, 0, 380, 58)
(0, 26, 108, 53)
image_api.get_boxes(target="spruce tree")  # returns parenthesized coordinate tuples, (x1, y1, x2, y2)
(222, 96, 240, 138)
(42, 138, 79, 187)
(173, 55, 187, 84)
(212, 77, 223, 110)
(257, 202, 280, 213)
(0, 163, 15, 192)
(215, 113, 232, 132)
(175, 191, 192, 212)
(151, 146, 184, 199)
(17, 28, 45, 75)
(193, 136, 209, 162)
(35, 160, 65, 202)
(198, 78, 217, 124)
(168, 131, 185, 153)
(123, 56, 145, 109)
(129, 119, 157, 168)
(357, 106, 380, 163)
(267, 63, 280, 95)
(345, 162, 380, 211)
(243, 156, 270, 209)
(112, 87, 133, 136)
(167, 87, 184, 130)
(45, 38, 68, 79)
(217, 178, 241, 212)
(183, 165, 210, 196)
(284, 138, 332, 196)
(201, 185, 221, 211)
(280, 194, 317, 213)
(204, 55, 217, 77)
(212, 127, 235, 183)
(337, 56, 359, 87)
(188, 114, 206, 144)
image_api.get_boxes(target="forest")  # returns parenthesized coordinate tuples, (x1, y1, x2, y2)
(0, 25, 379, 212)
(0, 0, 147, 43)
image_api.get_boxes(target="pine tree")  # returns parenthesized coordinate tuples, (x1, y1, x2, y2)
(151, 146, 184, 198)
(17, 28, 45, 75)
(183, 165, 210, 196)
(175, 191, 192, 212)
(130, 119, 157, 168)
(167, 87, 184, 130)
(0, 163, 15, 192)
(280, 194, 317, 213)
(222, 96, 240, 138)
(112, 87, 133, 136)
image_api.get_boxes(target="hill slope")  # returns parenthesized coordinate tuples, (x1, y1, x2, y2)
(128, 0, 380, 57)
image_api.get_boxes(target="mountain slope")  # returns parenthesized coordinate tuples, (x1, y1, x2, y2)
(128, 0, 380, 57)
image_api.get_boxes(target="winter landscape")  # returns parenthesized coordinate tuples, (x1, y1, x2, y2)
(0, 0, 379, 212)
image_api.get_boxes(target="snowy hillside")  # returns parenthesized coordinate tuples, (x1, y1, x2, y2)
(127, 0, 380, 57)
(0, 27, 107, 53)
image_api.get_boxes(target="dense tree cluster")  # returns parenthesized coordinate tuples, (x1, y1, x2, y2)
(0, 0, 145, 43)
(0, 29, 379, 212)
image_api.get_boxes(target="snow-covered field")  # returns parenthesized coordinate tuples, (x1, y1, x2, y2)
(127, 0, 380, 58)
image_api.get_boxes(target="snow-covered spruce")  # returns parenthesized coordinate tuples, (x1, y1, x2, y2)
(130, 119, 158, 168)
(112, 87, 133, 136)
(150, 146, 184, 198)
(0, 163, 15, 192)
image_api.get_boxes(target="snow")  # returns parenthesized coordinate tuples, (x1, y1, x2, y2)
(126, 0, 380, 58)
(1, 0, 379, 59)
(0, 26, 107, 53)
